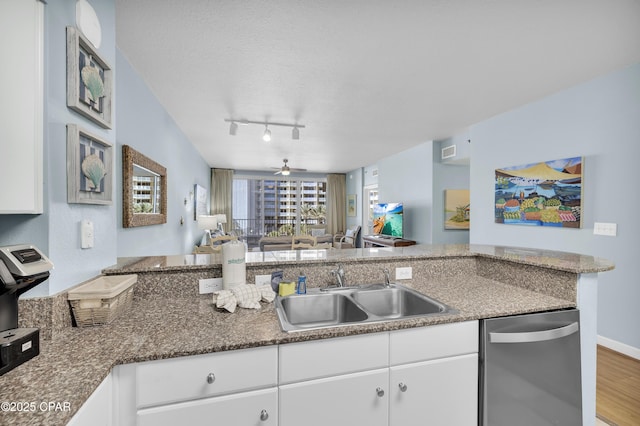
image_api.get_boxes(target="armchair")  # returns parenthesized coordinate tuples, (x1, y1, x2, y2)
(333, 225, 361, 249)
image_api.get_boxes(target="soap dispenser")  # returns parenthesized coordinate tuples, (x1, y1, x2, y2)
(297, 271, 307, 294)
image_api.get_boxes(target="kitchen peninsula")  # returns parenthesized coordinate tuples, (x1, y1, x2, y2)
(0, 244, 613, 425)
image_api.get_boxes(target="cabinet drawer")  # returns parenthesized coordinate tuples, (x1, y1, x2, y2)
(279, 333, 388, 384)
(390, 321, 478, 365)
(137, 387, 278, 426)
(136, 346, 277, 407)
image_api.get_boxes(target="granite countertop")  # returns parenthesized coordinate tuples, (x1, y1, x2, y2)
(103, 244, 615, 275)
(1, 274, 574, 425)
(0, 244, 613, 425)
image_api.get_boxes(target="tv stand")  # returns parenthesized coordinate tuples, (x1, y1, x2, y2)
(363, 235, 416, 248)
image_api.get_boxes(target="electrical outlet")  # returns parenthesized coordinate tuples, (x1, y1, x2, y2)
(395, 267, 412, 280)
(593, 222, 617, 236)
(199, 278, 223, 294)
(255, 274, 271, 286)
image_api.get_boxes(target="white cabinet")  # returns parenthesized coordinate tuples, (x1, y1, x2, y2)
(389, 354, 478, 425)
(111, 321, 478, 425)
(277, 321, 479, 426)
(137, 387, 277, 426)
(67, 374, 112, 426)
(279, 333, 389, 426)
(114, 346, 278, 425)
(389, 321, 479, 426)
(0, 0, 44, 214)
(280, 369, 389, 426)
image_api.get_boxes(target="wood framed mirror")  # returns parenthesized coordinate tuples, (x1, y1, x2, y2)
(122, 145, 167, 227)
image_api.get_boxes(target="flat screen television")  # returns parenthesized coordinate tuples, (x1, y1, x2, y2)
(373, 202, 404, 238)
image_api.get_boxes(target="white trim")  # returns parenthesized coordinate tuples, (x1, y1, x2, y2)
(597, 335, 640, 360)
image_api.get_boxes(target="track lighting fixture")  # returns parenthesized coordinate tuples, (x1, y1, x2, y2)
(224, 119, 305, 141)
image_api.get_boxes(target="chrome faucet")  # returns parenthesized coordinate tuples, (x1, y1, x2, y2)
(331, 264, 346, 287)
(383, 268, 391, 288)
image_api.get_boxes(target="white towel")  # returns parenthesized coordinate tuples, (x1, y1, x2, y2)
(212, 284, 276, 313)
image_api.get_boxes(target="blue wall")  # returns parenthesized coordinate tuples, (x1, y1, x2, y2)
(377, 142, 434, 243)
(470, 63, 640, 350)
(0, 0, 210, 296)
(116, 50, 211, 257)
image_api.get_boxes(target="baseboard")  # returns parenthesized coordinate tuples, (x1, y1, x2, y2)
(597, 335, 640, 360)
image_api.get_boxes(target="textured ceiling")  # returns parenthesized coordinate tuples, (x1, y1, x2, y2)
(115, 0, 640, 174)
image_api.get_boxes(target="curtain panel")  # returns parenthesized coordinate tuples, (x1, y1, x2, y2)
(326, 173, 346, 235)
(211, 168, 233, 229)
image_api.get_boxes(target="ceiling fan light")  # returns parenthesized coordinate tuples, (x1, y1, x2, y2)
(263, 126, 271, 142)
(281, 169, 290, 176)
(292, 126, 300, 140)
(229, 121, 238, 136)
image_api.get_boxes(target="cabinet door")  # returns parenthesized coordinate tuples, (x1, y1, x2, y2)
(67, 374, 112, 426)
(137, 387, 277, 426)
(280, 369, 389, 426)
(389, 354, 478, 426)
(0, 0, 44, 214)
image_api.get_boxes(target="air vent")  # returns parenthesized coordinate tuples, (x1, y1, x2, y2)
(441, 145, 457, 160)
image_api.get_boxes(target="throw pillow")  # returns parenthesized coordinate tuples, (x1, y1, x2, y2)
(311, 228, 326, 237)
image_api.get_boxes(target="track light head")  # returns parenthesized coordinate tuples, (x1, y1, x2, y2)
(292, 126, 300, 140)
(229, 121, 238, 136)
(263, 126, 271, 142)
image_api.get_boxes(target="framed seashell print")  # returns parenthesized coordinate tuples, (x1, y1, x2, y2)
(66, 124, 113, 205)
(66, 26, 113, 129)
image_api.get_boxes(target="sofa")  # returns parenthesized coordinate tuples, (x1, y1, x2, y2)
(259, 234, 333, 251)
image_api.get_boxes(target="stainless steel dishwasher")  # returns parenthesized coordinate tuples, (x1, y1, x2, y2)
(480, 309, 582, 426)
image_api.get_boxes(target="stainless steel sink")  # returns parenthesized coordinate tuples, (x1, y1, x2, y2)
(351, 286, 445, 318)
(277, 293, 368, 330)
(275, 283, 456, 332)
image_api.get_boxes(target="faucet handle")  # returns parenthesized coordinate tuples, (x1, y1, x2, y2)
(383, 268, 390, 286)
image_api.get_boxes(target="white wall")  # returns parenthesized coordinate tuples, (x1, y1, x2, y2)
(469, 63, 640, 350)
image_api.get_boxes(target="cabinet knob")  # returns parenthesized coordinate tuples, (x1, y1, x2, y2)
(260, 409, 269, 421)
(398, 382, 408, 392)
(376, 387, 385, 397)
(206, 373, 215, 384)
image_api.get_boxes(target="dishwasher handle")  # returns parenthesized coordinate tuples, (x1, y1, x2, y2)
(489, 321, 579, 344)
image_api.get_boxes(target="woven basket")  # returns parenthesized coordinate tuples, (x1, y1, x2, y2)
(69, 287, 134, 326)
(68, 274, 137, 327)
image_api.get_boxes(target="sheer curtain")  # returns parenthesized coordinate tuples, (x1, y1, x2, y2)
(211, 169, 233, 230)
(326, 174, 346, 235)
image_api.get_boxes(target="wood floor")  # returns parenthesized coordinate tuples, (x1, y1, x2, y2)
(596, 345, 640, 426)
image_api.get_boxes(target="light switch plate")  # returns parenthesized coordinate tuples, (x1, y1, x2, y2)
(593, 222, 617, 236)
(395, 267, 412, 280)
(81, 219, 94, 249)
(199, 278, 223, 294)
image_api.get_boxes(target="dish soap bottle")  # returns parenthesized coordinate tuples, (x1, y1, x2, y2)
(297, 271, 307, 294)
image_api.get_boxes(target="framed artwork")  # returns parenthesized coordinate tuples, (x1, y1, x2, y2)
(66, 124, 112, 205)
(444, 189, 470, 230)
(122, 145, 167, 228)
(66, 26, 113, 129)
(347, 194, 357, 217)
(194, 184, 208, 220)
(495, 156, 583, 228)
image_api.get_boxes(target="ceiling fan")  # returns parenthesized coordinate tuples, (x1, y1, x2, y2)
(272, 158, 306, 176)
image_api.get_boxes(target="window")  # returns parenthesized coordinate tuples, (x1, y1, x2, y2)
(233, 176, 327, 248)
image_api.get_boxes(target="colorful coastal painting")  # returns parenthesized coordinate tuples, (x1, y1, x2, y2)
(444, 189, 470, 230)
(495, 156, 583, 228)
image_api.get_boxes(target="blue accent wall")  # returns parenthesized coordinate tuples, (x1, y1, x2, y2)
(470, 63, 640, 349)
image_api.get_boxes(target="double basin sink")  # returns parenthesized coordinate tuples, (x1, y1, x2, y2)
(275, 283, 457, 332)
